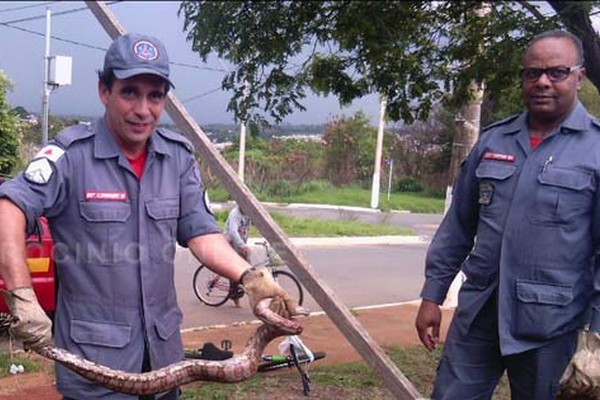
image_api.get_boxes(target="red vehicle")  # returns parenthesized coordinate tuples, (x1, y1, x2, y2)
(0, 177, 56, 319)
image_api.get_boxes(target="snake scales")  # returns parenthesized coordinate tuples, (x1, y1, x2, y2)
(7, 297, 308, 396)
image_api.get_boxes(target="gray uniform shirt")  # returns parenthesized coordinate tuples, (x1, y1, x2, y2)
(0, 117, 220, 399)
(421, 102, 600, 356)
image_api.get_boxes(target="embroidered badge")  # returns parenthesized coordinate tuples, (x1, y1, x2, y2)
(85, 191, 128, 201)
(479, 182, 494, 205)
(34, 144, 65, 163)
(203, 190, 214, 215)
(24, 158, 53, 184)
(483, 152, 515, 162)
(133, 40, 159, 61)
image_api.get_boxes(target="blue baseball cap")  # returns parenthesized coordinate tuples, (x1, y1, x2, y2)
(103, 33, 174, 88)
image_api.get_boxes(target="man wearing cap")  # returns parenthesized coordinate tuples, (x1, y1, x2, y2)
(0, 33, 286, 400)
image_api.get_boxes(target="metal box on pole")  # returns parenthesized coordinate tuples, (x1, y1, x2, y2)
(48, 55, 72, 87)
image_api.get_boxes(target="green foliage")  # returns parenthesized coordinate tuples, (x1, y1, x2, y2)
(322, 112, 376, 186)
(580, 78, 600, 117)
(0, 71, 22, 174)
(177, 1, 585, 124)
(0, 351, 41, 378)
(21, 114, 79, 146)
(398, 178, 424, 193)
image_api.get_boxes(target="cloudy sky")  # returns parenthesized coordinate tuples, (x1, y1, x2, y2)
(0, 1, 381, 125)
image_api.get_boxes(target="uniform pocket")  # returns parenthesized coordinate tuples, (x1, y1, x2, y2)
(475, 162, 517, 216)
(70, 319, 132, 366)
(78, 202, 131, 264)
(529, 167, 592, 225)
(154, 307, 183, 341)
(515, 279, 573, 340)
(145, 198, 179, 262)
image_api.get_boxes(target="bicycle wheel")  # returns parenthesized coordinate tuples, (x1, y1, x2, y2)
(272, 270, 304, 306)
(192, 264, 231, 306)
(258, 351, 326, 372)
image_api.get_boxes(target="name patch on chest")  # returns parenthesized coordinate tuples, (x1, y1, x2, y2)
(483, 152, 515, 162)
(85, 191, 128, 201)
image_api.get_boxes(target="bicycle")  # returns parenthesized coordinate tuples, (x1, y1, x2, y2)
(184, 337, 326, 396)
(192, 241, 304, 307)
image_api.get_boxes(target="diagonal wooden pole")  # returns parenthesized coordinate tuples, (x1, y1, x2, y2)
(85, 2, 423, 398)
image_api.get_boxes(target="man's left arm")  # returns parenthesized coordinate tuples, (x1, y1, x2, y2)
(589, 181, 600, 332)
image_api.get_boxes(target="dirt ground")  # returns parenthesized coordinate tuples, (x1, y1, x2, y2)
(0, 302, 454, 399)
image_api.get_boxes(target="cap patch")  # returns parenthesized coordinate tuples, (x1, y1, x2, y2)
(133, 40, 159, 61)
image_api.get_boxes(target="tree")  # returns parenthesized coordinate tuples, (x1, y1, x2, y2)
(0, 71, 22, 175)
(179, 2, 600, 125)
(322, 112, 376, 186)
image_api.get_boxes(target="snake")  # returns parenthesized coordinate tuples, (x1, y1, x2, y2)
(7, 297, 308, 396)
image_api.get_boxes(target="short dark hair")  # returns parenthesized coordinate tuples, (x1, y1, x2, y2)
(526, 30, 584, 64)
(97, 68, 171, 93)
(97, 69, 117, 90)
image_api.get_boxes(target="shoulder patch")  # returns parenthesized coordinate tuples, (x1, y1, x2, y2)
(157, 128, 194, 152)
(481, 114, 520, 132)
(54, 124, 95, 148)
(33, 144, 65, 163)
(24, 158, 54, 184)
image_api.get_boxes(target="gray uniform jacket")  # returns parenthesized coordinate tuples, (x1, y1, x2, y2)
(0, 117, 220, 398)
(421, 102, 600, 356)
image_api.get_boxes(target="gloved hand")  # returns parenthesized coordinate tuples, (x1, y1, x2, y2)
(2, 287, 52, 350)
(559, 330, 600, 399)
(240, 266, 301, 316)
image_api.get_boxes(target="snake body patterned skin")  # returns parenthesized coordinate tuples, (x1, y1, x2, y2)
(16, 298, 307, 395)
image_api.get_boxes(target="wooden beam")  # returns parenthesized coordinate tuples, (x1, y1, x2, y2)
(85, 2, 423, 398)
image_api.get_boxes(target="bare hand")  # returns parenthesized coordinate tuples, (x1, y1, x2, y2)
(415, 299, 441, 351)
(2, 287, 52, 350)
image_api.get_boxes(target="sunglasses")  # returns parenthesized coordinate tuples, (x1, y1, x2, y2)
(520, 65, 583, 82)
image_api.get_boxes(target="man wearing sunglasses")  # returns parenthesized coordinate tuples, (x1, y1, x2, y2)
(415, 29, 599, 399)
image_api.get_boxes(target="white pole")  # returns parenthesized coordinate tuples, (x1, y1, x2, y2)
(370, 96, 387, 209)
(238, 121, 246, 182)
(238, 80, 249, 183)
(387, 158, 393, 201)
(41, 6, 51, 144)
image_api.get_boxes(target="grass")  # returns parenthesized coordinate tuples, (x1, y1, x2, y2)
(0, 350, 41, 378)
(208, 184, 445, 214)
(212, 210, 415, 237)
(0, 345, 510, 399)
(179, 345, 511, 399)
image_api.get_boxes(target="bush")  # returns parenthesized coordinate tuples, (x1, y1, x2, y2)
(398, 177, 424, 192)
(267, 179, 294, 197)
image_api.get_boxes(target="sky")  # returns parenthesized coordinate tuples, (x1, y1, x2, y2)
(0, 1, 381, 126)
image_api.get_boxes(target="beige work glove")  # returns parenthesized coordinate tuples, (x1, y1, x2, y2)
(2, 287, 52, 350)
(240, 266, 302, 316)
(558, 330, 600, 399)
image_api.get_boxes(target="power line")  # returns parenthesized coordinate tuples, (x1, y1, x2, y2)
(0, 2, 121, 25)
(170, 61, 227, 73)
(0, 2, 54, 14)
(181, 87, 224, 103)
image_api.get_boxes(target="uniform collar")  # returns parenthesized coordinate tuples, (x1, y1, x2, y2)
(93, 117, 170, 158)
(498, 101, 591, 136)
(555, 101, 590, 133)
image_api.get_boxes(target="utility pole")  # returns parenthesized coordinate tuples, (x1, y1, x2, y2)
(370, 96, 387, 209)
(40, 6, 72, 145)
(41, 5, 51, 144)
(238, 121, 246, 182)
(443, 2, 490, 308)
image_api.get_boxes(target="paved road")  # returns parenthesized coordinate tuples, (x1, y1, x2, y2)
(175, 208, 442, 330)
